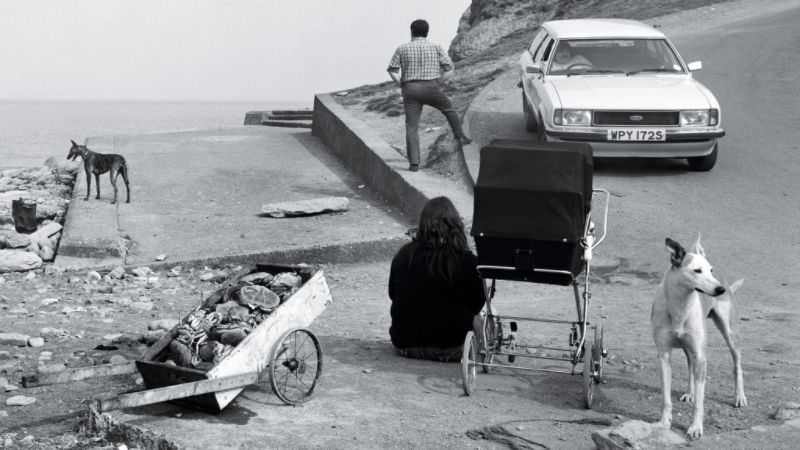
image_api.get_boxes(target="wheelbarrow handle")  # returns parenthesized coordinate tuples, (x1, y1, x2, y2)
(94, 371, 261, 413)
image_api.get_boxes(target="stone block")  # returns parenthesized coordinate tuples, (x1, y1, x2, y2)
(0, 333, 30, 347)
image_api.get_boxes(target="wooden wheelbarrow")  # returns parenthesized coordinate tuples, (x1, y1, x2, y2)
(22, 263, 332, 413)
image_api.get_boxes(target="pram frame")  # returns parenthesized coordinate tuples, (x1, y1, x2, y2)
(462, 188, 610, 409)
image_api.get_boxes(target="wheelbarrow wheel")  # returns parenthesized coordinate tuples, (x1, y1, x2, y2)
(461, 331, 478, 396)
(583, 340, 596, 409)
(270, 328, 322, 405)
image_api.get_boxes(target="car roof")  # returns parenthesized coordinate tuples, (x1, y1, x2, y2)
(542, 19, 665, 39)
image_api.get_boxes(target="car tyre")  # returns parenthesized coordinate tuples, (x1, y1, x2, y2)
(522, 91, 538, 133)
(687, 142, 718, 171)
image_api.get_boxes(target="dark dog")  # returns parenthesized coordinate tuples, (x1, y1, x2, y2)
(67, 140, 130, 204)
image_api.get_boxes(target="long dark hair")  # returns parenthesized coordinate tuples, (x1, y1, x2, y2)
(415, 196, 468, 285)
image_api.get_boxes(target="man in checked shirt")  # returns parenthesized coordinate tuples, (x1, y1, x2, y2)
(388, 19, 471, 172)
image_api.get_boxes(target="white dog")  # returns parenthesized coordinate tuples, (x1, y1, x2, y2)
(651, 234, 746, 438)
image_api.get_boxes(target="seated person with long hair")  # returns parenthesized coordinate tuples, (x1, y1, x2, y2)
(388, 196, 485, 362)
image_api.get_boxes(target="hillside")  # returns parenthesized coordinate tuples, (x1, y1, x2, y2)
(332, 0, 733, 178)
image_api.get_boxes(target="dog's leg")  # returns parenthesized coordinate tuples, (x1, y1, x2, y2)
(685, 344, 707, 438)
(710, 306, 747, 407)
(121, 164, 131, 203)
(680, 347, 695, 403)
(657, 350, 673, 429)
(84, 168, 91, 201)
(94, 173, 101, 199)
(109, 170, 118, 205)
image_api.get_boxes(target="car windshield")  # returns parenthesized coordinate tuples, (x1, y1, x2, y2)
(548, 39, 684, 76)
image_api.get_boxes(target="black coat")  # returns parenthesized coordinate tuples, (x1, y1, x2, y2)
(388, 241, 485, 349)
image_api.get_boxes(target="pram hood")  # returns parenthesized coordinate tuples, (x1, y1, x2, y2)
(471, 140, 593, 243)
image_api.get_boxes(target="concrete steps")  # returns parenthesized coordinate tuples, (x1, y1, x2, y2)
(244, 110, 313, 128)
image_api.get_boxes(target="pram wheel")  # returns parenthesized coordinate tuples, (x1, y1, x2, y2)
(461, 331, 478, 395)
(583, 340, 596, 409)
(481, 317, 500, 373)
(594, 322, 605, 383)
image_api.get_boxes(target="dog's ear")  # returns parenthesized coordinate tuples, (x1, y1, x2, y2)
(691, 232, 706, 256)
(729, 278, 744, 293)
(665, 238, 686, 267)
(70, 139, 77, 147)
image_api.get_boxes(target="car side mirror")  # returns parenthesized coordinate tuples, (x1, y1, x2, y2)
(525, 64, 542, 74)
(687, 61, 703, 71)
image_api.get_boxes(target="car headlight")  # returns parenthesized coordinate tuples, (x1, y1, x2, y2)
(680, 109, 719, 126)
(554, 109, 592, 126)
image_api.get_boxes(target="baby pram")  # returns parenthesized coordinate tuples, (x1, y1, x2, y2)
(462, 139, 610, 408)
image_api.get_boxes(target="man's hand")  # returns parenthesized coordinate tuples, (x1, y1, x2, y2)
(388, 70, 402, 87)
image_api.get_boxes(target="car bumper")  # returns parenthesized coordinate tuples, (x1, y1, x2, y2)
(544, 129, 724, 158)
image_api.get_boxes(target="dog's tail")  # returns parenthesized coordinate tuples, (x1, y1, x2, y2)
(729, 279, 744, 294)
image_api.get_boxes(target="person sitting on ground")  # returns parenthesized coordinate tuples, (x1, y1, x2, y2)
(550, 45, 593, 72)
(388, 196, 485, 362)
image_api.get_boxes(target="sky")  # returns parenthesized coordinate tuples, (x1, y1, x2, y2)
(0, 0, 470, 103)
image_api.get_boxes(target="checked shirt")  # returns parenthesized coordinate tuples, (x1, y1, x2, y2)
(387, 37, 453, 83)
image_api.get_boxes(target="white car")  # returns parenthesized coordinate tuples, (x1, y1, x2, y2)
(519, 19, 725, 171)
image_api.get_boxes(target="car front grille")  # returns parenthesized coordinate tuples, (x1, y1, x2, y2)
(593, 111, 679, 126)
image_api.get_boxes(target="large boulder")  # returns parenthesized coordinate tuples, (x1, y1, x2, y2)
(0, 249, 42, 272)
(592, 420, 687, 449)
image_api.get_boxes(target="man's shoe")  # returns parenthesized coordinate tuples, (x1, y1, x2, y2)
(459, 136, 473, 146)
(409, 164, 419, 172)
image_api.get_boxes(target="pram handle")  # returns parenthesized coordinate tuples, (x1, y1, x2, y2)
(583, 188, 610, 251)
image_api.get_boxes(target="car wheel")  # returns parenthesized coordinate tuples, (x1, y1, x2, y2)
(522, 91, 537, 133)
(687, 143, 718, 171)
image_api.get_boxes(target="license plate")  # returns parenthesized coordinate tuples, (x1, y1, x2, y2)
(607, 128, 666, 141)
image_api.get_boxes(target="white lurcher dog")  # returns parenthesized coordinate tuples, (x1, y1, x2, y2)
(651, 234, 746, 438)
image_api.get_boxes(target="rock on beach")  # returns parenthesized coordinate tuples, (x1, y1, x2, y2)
(0, 333, 31, 347)
(5, 395, 36, 406)
(0, 250, 42, 272)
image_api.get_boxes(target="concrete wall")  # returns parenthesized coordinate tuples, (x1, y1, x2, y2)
(312, 94, 429, 220)
(312, 94, 474, 224)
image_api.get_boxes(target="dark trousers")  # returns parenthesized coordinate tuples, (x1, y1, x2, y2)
(402, 80, 467, 166)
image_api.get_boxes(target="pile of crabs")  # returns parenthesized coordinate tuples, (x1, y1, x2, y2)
(164, 270, 303, 370)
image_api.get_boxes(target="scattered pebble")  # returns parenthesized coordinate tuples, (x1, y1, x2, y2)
(130, 301, 154, 311)
(103, 333, 124, 342)
(40, 297, 60, 306)
(148, 319, 178, 331)
(0, 333, 30, 347)
(5, 395, 36, 406)
(38, 363, 66, 374)
(86, 271, 101, 281)
(28, 337, 45, 348)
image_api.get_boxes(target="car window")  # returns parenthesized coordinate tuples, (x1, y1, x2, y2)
(547, 38, 684, 75)
(532, 34, 550, 62)
(528, 30, 546, 56)
(537, 38, 555, 63)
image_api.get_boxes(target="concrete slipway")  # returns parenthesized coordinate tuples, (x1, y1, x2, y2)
(55, 126, 411, 270)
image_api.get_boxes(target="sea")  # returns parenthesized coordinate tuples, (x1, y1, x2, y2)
(0, 100, 309, 169)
